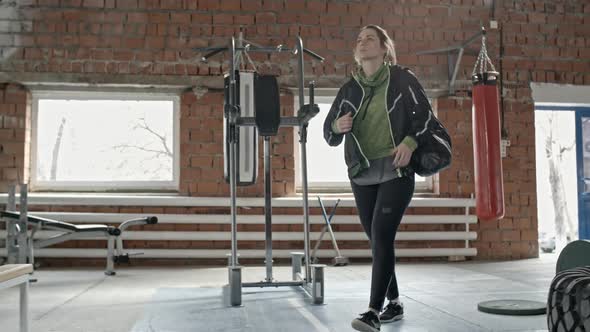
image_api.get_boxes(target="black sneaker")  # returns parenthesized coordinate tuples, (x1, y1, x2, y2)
(351, 310, 381, 332)
(379, 301, 404, 323)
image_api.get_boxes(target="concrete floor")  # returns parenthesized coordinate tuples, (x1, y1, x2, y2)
(0, 253, 557, 332)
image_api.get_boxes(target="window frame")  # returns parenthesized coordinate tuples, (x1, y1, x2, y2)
(293, 89, 435, 193)
(30, 90, 180, 192)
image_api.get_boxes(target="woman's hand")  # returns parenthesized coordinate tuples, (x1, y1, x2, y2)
(392, 143, 413, 168)
(334, 112, 353, 134)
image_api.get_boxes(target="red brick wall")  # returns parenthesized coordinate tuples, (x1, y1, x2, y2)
(0, 84, 30, 191)
(1, 0, 589, 260)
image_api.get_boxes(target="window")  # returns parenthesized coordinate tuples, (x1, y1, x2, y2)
(31, 90, 179, 191)
(295, 92, 434, 192)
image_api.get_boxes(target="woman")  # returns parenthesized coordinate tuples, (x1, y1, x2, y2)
(323, 25, 435, 332)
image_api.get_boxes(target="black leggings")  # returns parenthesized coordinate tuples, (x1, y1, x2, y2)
(351, 176, 415, 311)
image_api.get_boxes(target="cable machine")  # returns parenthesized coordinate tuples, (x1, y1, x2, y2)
(199, 33, 325, 306)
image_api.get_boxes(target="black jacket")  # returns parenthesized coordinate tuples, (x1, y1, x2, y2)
(323, 65, 440, 179)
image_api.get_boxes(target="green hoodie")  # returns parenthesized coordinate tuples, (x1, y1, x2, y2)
(351, 63, 394, 160)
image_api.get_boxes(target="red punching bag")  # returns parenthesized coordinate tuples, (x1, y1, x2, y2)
(472, 31, 505, 221)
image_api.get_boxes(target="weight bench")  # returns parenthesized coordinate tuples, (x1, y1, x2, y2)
(1, 211, 157, 275)
(0, 264, 33, 332)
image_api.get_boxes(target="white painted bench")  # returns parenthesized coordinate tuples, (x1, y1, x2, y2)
(0, 264, 33, 332)
(0, 195, 477, 261)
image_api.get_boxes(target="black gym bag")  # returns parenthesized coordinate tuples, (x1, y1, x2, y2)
(409, 114, 452, 177)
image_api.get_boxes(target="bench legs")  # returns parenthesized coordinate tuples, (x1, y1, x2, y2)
(20, 280, 29, 332)
(106, 236, 115, 276)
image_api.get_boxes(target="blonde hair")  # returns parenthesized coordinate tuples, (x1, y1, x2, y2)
(354, 25, 397, 66)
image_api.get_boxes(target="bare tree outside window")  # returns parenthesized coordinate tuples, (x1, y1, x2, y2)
(546, 114, 576, 248)
(535, 110, 578, 252)
(33, 93, 178, 191)
(50, 118, 66, 180)
(112, 117, 173, 178)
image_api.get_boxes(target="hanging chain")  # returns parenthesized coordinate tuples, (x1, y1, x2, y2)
(243, 48, 259, 72)
(233, 46, 259, 72)
(234, 51, 242, 71)
(472, 32, 497, 76)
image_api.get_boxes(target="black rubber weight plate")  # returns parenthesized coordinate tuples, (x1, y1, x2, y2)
(477, 300, 547, 316)
(556, 240, 590, 273)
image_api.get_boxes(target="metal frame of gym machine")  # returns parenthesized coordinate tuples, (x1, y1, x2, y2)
(200, 34, 325, 306)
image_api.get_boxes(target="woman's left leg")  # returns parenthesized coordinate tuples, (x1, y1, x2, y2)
(368, 176, 414, 311)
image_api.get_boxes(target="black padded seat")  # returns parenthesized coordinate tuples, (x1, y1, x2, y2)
(2, 211, 78, 231)
(1, 211, 117, 234)
(69, 225, 110, 232)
